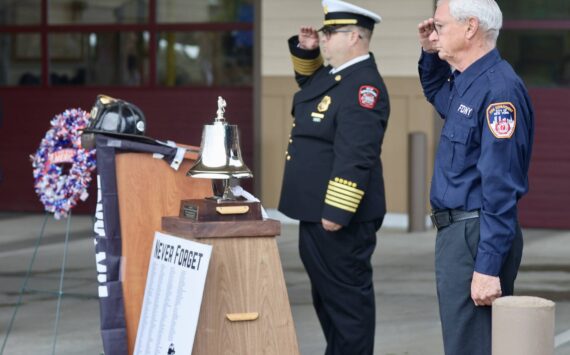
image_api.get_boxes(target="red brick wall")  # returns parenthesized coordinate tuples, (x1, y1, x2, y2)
(519, 88, 570, 229)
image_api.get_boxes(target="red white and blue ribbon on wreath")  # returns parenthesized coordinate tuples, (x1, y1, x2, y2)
(31, 108, 97, 219)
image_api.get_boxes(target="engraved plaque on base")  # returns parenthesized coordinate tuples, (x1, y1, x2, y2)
(180, 199, 262, 222)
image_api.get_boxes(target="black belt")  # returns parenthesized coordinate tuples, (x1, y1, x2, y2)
(430, 209, 480, 230)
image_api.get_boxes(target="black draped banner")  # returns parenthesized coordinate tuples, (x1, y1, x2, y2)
(92, 134, 185, 355)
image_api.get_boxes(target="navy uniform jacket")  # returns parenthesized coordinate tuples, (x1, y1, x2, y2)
(278, 36, 390, 226)
(419, 49, 534, 276)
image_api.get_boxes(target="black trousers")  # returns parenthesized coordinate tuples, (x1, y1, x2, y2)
(435, 217, 523, 355)
(299, 219, 382, 355)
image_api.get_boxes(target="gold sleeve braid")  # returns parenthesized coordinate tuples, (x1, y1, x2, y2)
(324, 178, 364, 213)
(291, 55, 324, 76)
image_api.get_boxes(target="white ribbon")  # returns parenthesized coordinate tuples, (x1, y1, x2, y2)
(230, 185, 269, 219)
(152, 144, 186, 171)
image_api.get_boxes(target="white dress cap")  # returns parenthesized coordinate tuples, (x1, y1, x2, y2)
(322, 0, 382, 29)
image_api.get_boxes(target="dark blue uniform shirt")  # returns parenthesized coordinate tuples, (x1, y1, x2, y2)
(419, 48, 534, 276)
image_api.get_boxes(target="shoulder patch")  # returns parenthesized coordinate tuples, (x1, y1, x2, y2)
(358, 85, 379, 109)
(486, 102, 516, 139)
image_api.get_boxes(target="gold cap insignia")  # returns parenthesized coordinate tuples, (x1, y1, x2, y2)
(317, 96, 332, 112)
(324, 5, 328, 14)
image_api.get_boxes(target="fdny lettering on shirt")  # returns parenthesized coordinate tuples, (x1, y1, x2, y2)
(486, 102, 516, 139)
(457, 104, 473, 117)
(358, 85, 379, 109)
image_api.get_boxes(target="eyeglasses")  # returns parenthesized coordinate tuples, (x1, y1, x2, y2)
(433, 23, 443, 36)
(319, 27, 355, 39)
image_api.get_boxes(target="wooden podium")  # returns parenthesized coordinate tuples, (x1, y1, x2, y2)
(162, 217, 299, 355)
(115, 148, 299, 354)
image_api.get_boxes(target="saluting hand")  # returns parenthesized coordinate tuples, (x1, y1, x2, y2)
(322, 218, 342, 232)
(299, 26, 320, 50)
(417, 18, 438, 53)
(471, 271, 502, 306)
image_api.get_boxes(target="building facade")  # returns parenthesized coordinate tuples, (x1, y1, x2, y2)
(0, 0, 568, 228)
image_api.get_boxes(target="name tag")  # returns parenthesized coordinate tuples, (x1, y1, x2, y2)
(457, 104, 473, 118)
(311, 112, 324, 122)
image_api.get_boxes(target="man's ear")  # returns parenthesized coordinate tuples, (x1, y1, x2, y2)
(349, 30, 359, 45)
(466, 17, 479, 40)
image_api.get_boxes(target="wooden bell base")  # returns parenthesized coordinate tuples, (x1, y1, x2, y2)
(161, 217, 299, 355)
(179, 198, 262, 222)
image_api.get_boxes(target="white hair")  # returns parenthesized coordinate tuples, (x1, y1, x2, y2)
(438, 0, 503, 44)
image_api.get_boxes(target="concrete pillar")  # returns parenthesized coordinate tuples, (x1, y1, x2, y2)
(492, 296, 555, 355)
(408, 132, 427, 232)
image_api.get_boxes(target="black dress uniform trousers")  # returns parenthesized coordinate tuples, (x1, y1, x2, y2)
(299, 219, 382, 355)
(435, 217, 523, 355)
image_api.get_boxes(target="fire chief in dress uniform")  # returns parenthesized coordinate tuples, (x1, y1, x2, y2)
(278, 1, 390, 354)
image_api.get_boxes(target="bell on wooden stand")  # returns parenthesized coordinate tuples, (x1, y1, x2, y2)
(180, 96, 261, 221)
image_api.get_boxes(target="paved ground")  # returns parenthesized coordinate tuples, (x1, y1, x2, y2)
(0, 212, 569, 354)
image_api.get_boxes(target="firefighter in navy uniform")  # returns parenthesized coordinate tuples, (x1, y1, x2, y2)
(418, 0, 534, 354)
(278, 1, 389, 354)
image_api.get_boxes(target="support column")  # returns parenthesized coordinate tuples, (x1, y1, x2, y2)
(408, 132, 427, 232)
(493, 296, 555, 355)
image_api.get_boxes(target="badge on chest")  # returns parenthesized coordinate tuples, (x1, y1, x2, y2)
(312, 95, 331, 122)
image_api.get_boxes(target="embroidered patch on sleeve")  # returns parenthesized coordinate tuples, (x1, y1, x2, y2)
(358, 85, 379, 109)
(486, 102, 516, 139)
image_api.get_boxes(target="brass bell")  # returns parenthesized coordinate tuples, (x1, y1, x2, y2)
(187, 96, 252, 200)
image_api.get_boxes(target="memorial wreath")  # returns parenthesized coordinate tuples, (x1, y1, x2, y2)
(32, 108, 96, 219)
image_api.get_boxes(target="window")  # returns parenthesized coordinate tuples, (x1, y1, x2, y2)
(499, 0, 570, 21)
(48, 0, 148, 25)
(0, 33, 42, 85)
(0, 0, 254, 87)
(497, 0, 570, 87)
(499, 30, 570, 87)
(49, 31, 149, 86)
(157, 0, 253, 23)
(157, 31, 252, 86)
(0, 0, 41, 25)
